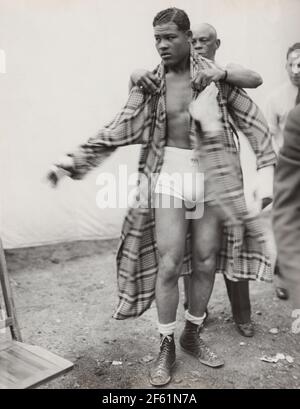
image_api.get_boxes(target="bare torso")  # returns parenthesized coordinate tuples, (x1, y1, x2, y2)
(165, 70, 192, 149)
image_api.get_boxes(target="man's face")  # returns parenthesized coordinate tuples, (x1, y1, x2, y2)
(286, 49, 300, 87)
(191, 26, 219, 61)
(154, 23, 191, 68)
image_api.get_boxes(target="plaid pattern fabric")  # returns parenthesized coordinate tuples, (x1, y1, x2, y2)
(65, 50, 277, 320)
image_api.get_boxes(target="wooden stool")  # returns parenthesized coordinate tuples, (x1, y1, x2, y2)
(0, 239, 73, 388)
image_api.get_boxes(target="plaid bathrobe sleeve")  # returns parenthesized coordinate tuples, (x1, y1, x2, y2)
(64, 88, 151, 179)
(225, 85, 277, 170)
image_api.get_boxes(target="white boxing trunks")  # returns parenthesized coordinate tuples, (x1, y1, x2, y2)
(154, 146, 213, 206)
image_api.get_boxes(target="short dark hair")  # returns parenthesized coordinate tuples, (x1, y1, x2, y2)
(153, 7, 190, 32)
(287, 43, 300, 59)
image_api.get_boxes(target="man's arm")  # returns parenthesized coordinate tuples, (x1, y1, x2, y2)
(222, 63, 262, 89)
(130, 61, 263, 94)
(47, 88, 148, 185)
(192, 61, 263, 90)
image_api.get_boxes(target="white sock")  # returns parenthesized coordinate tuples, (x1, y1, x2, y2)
(157, 321, 176, 337)
(185, 310, 206, 326)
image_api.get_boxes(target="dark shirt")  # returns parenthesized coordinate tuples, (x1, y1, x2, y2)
(273, 104, 300, 308)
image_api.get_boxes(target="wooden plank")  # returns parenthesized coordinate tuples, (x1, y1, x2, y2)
(8, 345, 58, 371)
(0, 369, 17, 389)
(0, 352, 55, 389)
(0, 342, 73, 389)
(0, 340, 12, 352)
(0, 377, 15, 389)
(2, 348, 54, 374)
(0, 235, 73, 388)
(0, 239, 22, 341)
(0, 354, 27, 384)
(15, 342, 74, 369)
(12, 366, 70, 390)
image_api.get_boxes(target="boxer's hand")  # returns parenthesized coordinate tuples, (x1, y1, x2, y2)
(192, 67, 226, 91)
(189, 83, 223, 132)
(45, 156, 74, 187)
(131, 69, 160, 94)
(45, 166, 69, 187)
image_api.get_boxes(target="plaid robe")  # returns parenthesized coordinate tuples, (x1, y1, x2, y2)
(65, 50, 277, 320)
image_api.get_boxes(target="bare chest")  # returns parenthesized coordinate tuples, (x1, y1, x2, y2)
(165, 73, 193, 118)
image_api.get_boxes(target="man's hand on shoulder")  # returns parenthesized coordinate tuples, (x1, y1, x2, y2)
(130, 69, 160, 94)
(192, 67, 226, 91)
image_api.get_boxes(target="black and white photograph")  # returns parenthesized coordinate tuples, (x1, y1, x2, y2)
(0, 0, 300, 392)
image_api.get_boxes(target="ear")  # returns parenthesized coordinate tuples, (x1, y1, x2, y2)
(216, 39, 221, 50)
(186, 30, 193, 40)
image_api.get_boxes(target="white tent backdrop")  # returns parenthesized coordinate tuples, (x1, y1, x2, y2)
(0, 0, 299, 249)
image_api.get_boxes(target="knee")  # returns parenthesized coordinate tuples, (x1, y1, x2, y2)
(158, 252, 183, 285)
(193, 252, 217, 277)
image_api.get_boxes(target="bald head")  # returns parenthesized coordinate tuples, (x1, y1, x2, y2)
(191, 23, 220, 61)
(192, 23, 217, 40)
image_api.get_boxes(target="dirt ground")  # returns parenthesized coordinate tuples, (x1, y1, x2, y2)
(3, 235, 300, 389)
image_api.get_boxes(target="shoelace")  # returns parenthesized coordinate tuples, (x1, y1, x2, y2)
(157, 336, 173, 365)
(159, 335, 173, 347)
